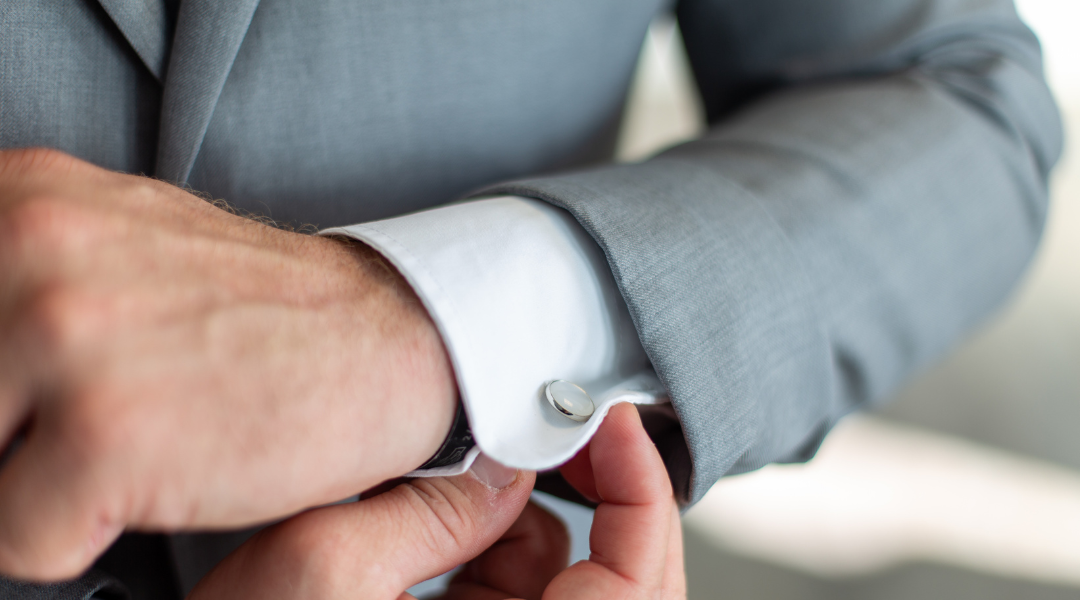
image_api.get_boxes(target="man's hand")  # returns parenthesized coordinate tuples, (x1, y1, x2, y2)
(0, 149, 458, 580)
(191, 402, 686, 600)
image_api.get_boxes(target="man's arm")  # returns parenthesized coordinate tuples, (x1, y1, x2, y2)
(477, 0, 1062, 503)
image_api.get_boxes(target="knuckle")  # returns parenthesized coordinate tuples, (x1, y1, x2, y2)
(24, 285, 95, 353)
(2, 197, 87, 259)
(6, 197, 61, 243)
(397, 479, 482, 555)
(126, 179, 162, 206)
(114, 176, 167, 212)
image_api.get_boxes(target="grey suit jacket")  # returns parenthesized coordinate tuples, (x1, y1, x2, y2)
(0, 0, 1061, 597)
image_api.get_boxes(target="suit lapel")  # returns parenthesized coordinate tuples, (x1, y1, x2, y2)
(155, 0, 262, 183)
(97, 0, 174, 81)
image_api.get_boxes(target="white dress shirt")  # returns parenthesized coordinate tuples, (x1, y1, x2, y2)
(323, 196, 669, 476)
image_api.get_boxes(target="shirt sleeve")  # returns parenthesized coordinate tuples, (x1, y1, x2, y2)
(321, 196, 670, 477)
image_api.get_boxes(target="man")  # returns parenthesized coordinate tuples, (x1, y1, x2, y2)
(0, 0, 1061, 597)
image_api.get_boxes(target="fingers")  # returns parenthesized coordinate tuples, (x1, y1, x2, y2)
(442, 500, 570, 600)
(194, 406, 686, 600)
(591, 403, 674, 579)
(348, 455, 535, 593)
(0, 421, 124, 581)
(546, 402, 681, 599)
(189, 455, 535, 600)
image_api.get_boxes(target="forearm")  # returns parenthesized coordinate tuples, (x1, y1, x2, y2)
(476, 0, 1062, 502)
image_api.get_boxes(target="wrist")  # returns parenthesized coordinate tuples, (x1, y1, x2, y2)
(322, 235, 459, 477)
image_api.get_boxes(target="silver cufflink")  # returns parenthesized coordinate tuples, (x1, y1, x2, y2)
(545, 380, 595, 422)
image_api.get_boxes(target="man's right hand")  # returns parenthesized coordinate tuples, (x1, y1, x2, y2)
(191, 402, 686, 599)
(0, 148, 458, 580)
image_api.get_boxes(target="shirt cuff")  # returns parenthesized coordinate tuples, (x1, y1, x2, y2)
(322, 196, 668, 476)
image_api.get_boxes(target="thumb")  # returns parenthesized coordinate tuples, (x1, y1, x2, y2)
(190, 454, 534, 600)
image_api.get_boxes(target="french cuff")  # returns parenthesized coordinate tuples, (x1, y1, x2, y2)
(321, 196, 667, 477)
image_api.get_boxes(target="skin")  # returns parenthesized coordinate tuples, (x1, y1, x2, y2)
(0, 148, 458, 580)
(190, 402, 687, 600)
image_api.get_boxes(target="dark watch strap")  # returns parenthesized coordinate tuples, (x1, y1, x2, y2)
(416, 401, 475, 470)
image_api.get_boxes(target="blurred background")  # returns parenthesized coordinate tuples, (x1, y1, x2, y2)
(416, 2, 1078, 598)
(617, 0, 1078, 598)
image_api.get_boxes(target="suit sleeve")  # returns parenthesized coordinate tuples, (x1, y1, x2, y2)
(477, 0, 1063, 505)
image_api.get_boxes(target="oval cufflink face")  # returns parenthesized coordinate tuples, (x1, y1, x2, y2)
(545, 380, 595, 422)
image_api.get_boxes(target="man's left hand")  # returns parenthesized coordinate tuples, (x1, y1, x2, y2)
(0, 149, 458, 580)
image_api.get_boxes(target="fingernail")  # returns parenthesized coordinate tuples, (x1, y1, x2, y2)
(470, 453, 517, 489)
(88, 519, 123, 556)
